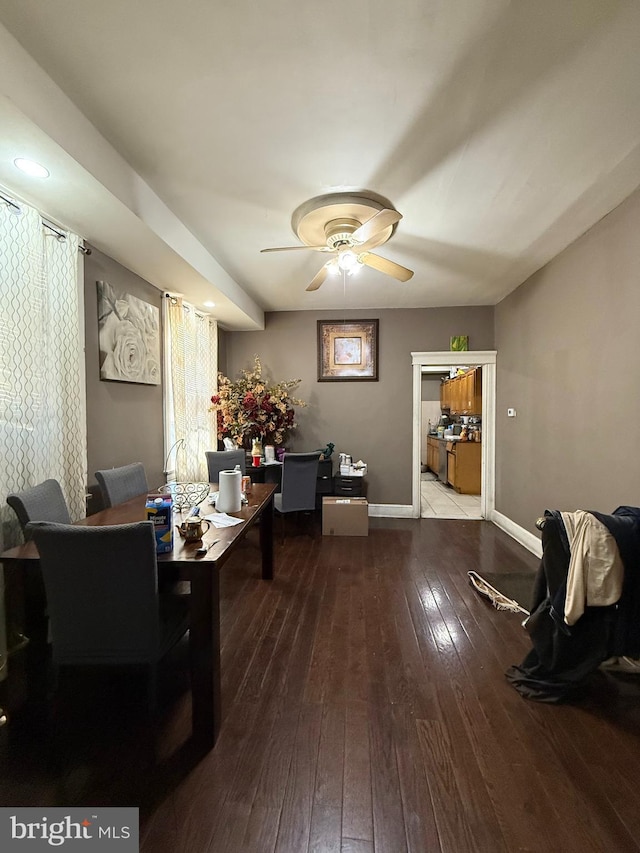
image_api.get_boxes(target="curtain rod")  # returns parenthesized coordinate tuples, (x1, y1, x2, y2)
(0, 190, 91, 255)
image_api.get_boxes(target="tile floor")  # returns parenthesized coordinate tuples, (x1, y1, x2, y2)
(420, 470, 482, 519)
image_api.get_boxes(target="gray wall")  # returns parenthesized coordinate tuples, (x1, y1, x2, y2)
(84, 248, 165, 506)
(495, 186, 640, 533)
(223, 307, 494, 505)
(421, 374, 446, 401)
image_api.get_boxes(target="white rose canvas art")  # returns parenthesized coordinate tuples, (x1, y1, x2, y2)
(97, 281, 161, 385)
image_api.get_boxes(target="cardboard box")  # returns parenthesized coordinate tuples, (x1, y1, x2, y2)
(146, 493, 174, 553)
(322, 497, 369, 536)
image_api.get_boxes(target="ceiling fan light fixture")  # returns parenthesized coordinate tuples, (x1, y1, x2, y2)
(261, 191, 414, 291)
(337, 249, 359, 272)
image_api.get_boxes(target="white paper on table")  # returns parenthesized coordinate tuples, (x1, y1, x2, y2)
(204, 512, 243, 527)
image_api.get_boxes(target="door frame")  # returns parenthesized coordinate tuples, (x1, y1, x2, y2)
(411, 350, 497, 519)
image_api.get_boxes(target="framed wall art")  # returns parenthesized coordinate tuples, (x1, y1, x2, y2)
(450, 335, 469, 352)
(317, 319, 379, 381)
(97, 280, 161, 385)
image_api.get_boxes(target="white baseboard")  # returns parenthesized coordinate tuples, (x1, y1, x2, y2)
(490, 510, 542, 558)
(368, 503, 415, 518)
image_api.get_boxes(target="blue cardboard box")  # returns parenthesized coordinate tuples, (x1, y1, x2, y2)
(146, 494, 173, 553)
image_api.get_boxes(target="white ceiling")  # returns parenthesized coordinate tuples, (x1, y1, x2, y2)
(1, 0, 640, 330)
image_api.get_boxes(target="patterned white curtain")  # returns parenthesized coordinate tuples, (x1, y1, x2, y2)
(0, 198, 87, 683)
(163, 295, 217, 482)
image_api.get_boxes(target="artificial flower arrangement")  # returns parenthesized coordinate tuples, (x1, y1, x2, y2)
(210, 356, 306, 447)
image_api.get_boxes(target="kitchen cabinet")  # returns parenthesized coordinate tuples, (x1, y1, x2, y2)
(426, 436, 440, 474)
(439, 381, 450, 411)
(462, 367, 482, 414)
(446, 440, 481, 494)
(439, 367, 482, 415)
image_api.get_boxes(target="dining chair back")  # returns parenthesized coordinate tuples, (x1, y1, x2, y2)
(7, 479, 71, 533)
(205, 449, 246, 482)
(274, 452, 321, 539)
(95, 462, 149, 508)
(26, 520, 189, 711)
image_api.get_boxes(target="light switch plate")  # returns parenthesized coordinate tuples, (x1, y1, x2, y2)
(507, 408, 516, 417)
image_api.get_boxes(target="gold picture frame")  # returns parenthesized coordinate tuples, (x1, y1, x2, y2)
(317, 319, 379, 382)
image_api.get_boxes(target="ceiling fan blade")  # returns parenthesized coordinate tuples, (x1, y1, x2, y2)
(306, 260, 335, 291)
(359, 252, 414, 282)
(261, 245, 329, 253)
(351, 208, 402, 244)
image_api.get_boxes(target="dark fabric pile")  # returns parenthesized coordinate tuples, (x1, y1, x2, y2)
(506, 506, 640, 703)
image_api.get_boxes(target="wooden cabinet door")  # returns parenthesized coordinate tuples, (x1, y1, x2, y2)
(449, 376, 462, 415)
(456, 367, 482, 415)
(440, 380, 449, 411)
(459, 373, 469, 413)
(449, 442, 481, 494)
(473, 367, 482, 415)
(465, 370, 474, 412)
(447, 450, 456, 486)
(427, 437, 438, 473)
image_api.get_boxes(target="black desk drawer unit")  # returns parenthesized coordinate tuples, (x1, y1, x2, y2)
(333, 474, 365, 497)
(316, 458, 334, 495)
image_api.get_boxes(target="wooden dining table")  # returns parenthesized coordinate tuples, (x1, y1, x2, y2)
(0, 481, 277, 752)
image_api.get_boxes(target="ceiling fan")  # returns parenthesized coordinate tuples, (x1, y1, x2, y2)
(260, 191, 414, 291)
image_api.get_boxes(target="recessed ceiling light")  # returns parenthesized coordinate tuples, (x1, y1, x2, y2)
(203, 301, 216, 308)
(14, 158, 50, 178)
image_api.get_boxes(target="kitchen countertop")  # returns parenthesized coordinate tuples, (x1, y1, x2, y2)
(428, 433, 481, 444)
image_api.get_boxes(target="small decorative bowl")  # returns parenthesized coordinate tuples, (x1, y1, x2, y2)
(161, 481, 210, 512)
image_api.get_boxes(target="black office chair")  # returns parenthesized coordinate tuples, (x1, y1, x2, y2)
(26, 520, 190, 715)
(95, 462, 149, 508)
(205, 449, 246, 482)
(7, 479, 71, 533)
(274, 452, 321, 542)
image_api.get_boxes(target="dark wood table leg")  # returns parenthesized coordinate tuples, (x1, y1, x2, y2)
(188, 562, 220, 751)
(259, 495, 274, 580)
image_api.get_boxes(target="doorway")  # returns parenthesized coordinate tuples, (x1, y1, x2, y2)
(411, 351, 497, 520)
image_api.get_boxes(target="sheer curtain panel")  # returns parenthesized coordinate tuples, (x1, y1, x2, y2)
(164, 295, 217, 483)
(0, 198, 87, 683)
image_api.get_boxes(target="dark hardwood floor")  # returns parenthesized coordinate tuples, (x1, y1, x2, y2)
(3, 516, 640, 852)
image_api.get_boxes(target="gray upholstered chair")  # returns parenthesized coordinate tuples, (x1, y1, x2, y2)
(95, 462, 149, 508)
(274, 452, 321, 541)
(7, 479, 71, 533)
(5, 479, 71, 651)
(205, 449, 246, 482)
(26, 520, 189, 713)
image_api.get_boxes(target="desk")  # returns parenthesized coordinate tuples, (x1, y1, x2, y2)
(247, 461, 283, 486)
(249, 458, 334, 502)
(0, 481, 276, 752)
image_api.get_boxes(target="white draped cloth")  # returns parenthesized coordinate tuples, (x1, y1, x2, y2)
(561, 510, 624, 626)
